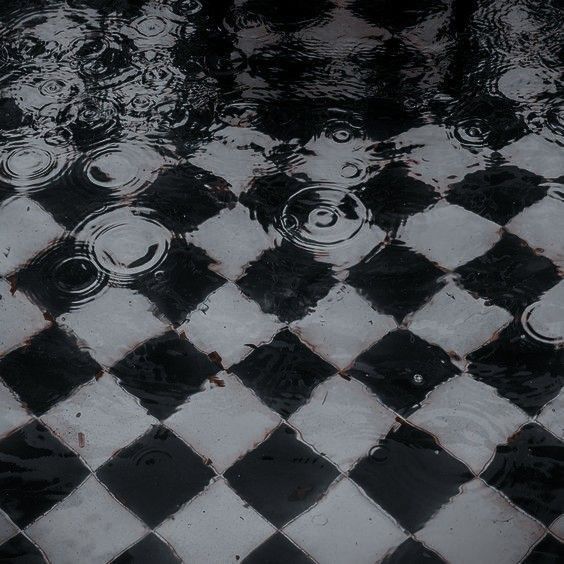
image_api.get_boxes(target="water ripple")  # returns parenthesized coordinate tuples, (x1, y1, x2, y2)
(74, 206, 172, 286)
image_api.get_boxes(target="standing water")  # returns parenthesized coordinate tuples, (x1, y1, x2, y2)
(0, 1, 562, 563)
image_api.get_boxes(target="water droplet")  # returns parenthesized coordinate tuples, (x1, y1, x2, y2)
(277, 186, 369, 253)
(74, 207, 171, 285)
(330, 128, 352, 143)
(369, 445, 389, 463)
(178, 0, 202, 15)
(413, 374, 424, 385)
(132, 16, 167, 38)
(522, 295, 564, 346)
(52, 257, 100, 295)
(130, 93, 154, 115)
(82, 142, 162, 196)
(341, 162, 362, 179)
(39, 78, 66, 97)
(143, 65, 174, 87)
(312, 514, 329, 526)
(0, 141, 69, 191)
(454, 119, 489, 148)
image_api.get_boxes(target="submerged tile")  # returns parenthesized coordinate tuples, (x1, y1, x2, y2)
(26, 476, 147, 564)
(225, 424, 339, 527)
(481, 423, 564, 527)
(0, 421, 89, 527)
(157, 479, 274, 563)
(290, 283, 397, 370)
(165, 373, 280, 473)
(416, 479, 545, 564)
(231, 330, 336, 418)
(97, 425, 214, 527)
(350, 422, 473, 533)
(284, 478, 407, 564)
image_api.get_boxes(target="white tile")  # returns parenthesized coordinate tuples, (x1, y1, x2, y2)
(289, 376, 396, 471)
(188, 204, 276, 280)
(158, 479, 274, 563)
(312, 220, 386, 271)
(409, 375, 529, 474)
(284, 478, 407, 564)
(26, 476, 147, 564)
(290, 134, 375, 188)
(0, 279, 49, 358)
(407, 281, 512, 358)
(180, 283, 283, 368)
(290, 284, 396, 370)
(397, 203, 501, 270)
(537, 388, 564, 442)
(0, 196, 65, 276)
(165, 373, 280, 473)
(507, 195, 564, 268)
(189, 126, 279, 195)
(42, 375, 156, 470)
(500, 134, 564, 180)
(0, 379, 31, 439)
(57, 287, 168, 367)
(416, 479, 545, 564)
(549, 513, 564, 541)
(391, 124, 490, 192)
(0, 509, 17, 546)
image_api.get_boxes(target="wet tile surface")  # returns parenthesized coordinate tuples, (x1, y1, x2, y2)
(0, 0, 563, 563)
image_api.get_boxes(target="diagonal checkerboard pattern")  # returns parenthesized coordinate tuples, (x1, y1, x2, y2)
(1, 0, 563, 563)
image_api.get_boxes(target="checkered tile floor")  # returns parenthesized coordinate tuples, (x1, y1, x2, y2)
(1, 0, 563, 563)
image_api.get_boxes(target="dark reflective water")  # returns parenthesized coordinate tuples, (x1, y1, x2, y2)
(0, 1, 562, 563)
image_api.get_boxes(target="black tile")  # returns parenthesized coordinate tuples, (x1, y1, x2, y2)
(231, 330, 335, 418)
(136, 239, 225, 325)
(481, 423, 564, 526)
(112, 534, 181, 564)
(225, 425, 339, 527)
(111, 331, 220, 420)
(237, 243, 337, 323)
(347, 244, 445, 322)
(97, 426, 214, 528)
(524, 535, 564, 564)
(467, 322, 564, 416)
(447, 166, 546, 225)
(243, 533, 314, 564)
(0, 96, 29, 131)
(14, 239, 108, 317)
(448, 96, 529, 151)
(350, 423, 472, 533)
(65, 97, 121, 150)
(0, 422, 89, 527)
(0, 326, 100, 415)
(135, 163, 236, 233)
(239, 173, 306, 233)
(347, 330, 459, 414)
(30, 162, 121, 230)
(0, 534, 46, 564)
(360, 164, 439, 231)
(456, 233, 560, 314)
(382, 538, 445, 564)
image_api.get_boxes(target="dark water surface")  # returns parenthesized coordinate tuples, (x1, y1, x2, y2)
(0, 1, 562, 563)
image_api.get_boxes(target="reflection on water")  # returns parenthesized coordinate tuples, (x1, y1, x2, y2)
(0, 0, 562, 562)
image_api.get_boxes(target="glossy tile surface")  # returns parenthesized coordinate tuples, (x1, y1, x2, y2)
(0, 0, 563, 563)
